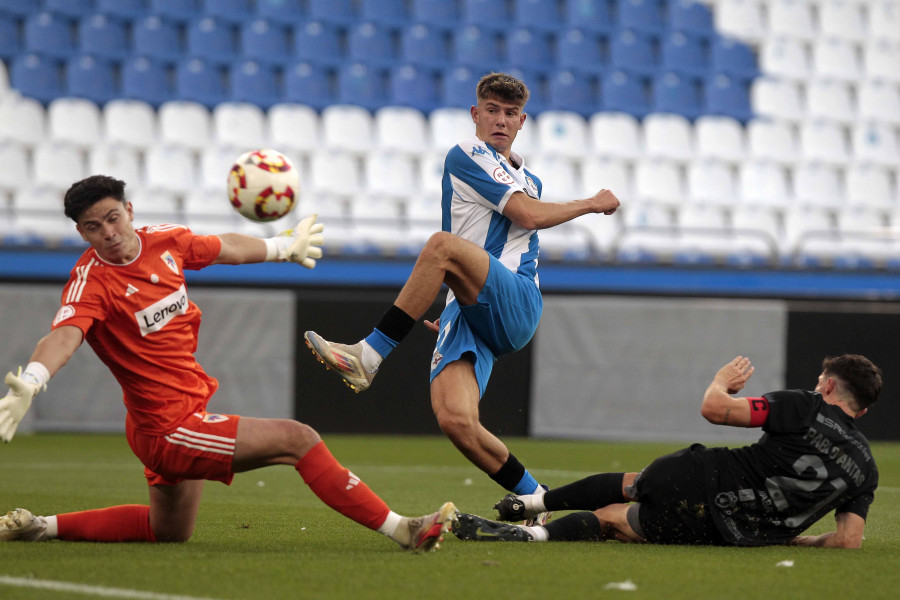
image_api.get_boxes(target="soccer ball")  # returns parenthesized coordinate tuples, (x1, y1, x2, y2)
(227, 149, 300, 222)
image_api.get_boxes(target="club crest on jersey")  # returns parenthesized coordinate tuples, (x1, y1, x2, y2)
(161, 251, 179, 275)
(431, 350, 443, 371)
(53, 304, 76, 326)
(134, 284, 189, 337)
(492, 166, 514, 185)
(201, 413, 229, 423)
(525, 175, 538, 197)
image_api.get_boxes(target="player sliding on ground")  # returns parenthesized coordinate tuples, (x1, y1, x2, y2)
(0, 175, 455, 551)
(452, 355, 881, 548)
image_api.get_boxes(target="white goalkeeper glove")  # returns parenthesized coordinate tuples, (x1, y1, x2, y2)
(0, 367, 47, 443)
(264, 214, 325, 269)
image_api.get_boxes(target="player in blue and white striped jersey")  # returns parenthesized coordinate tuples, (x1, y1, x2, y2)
(305, 73, 620, 513)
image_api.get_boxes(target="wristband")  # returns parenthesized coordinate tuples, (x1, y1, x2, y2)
(22, 361, 51, 386)
(263, 236, 290, 262)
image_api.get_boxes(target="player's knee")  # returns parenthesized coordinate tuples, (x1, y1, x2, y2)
(285, 420, 321, 460)
(435, 410, 478, 443)
(421, 231, 456, 263)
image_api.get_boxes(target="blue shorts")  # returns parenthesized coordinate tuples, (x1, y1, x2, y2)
(429, 255, 542, 397)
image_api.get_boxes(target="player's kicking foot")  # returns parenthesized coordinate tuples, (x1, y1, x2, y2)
(451, 512, 534, 542)
(401, 501, 457, 553)
(304, 331, 376, 393)
(0, 508, 50, 541)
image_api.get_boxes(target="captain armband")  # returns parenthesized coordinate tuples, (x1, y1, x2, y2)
(747, 397, 770, 427)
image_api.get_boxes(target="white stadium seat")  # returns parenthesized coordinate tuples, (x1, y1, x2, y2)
(869, 1, 900, 44)
(845, 163, 896, 210)
(852, 122, 900, 166)
(858, 81, 900, 125)
(33, 142, 86, 190)
(268, 103, 321, 154)
(863, 40, 900, 83)
(581, 157, 633, 200)
(747, 119, 799, 164)
(751, 78, 804, 122)
(104, 99, 157, 149)
(213, 102, 267, 150)
(783, 205, 834, 255)
(642, 113, 694, 163)
(48, 98, 102, 148)
(375, 106, 429, 155)
(799, 120, 850, 165)
(528, 155, 580, 202)
(812, 38, 860, 83)
(144, 144, 197, 194)
(89, 144, 143, 186)
(678, 203, 728, 230)
(739, 161, 791, 207)
(322, 104, 374, 154)
(418, 152, 445, 196)
(806, 80, 855, 124)
(309, 149, 363, 196)
(767, 0, 816, 42)
(159, 101, 211, 151)
(0, 96, 46, 147)
(687, 160, 737, 206)
(429, 107, 475, 153)
(129, 187, 182, 223)
(715, 0, 766, 44)
(363, 151, 418, 199)
(634, 159, 685, 205)
(694, 116, 745, 164)
(589, 112, 642, 160)
(759, 37, 809, 81)
(793, 163, 843, 209)
(535, 111, 588, 159)
(0, 142, 31, 193)
(818, 0, 866, 43)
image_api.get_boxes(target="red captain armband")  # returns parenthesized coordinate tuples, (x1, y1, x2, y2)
(747, 397, 770, 427)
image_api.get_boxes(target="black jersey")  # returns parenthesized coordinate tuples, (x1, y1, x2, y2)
(697, 390, 877, 546)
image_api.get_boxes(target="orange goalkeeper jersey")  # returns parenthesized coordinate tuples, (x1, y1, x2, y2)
(51, 225, 223, 435)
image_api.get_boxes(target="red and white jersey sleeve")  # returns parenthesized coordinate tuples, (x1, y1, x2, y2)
(52, 225, 223, 434)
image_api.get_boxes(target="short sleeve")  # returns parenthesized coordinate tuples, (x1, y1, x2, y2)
(445, 142, 527, 211)
(51, 260, 107, 335)
(172, 227, 222, 271)
(837, 490, 875, 520)
(761, 389, 820, 434)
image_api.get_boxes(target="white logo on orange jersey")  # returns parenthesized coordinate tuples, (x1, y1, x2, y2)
(53, 304, 76, 326)
(134, 284, 189, 337)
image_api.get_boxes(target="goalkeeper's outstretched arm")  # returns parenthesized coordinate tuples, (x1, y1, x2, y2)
(213, 214, 324, 268)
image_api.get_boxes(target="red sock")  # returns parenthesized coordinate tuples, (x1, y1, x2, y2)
(295, 441, 391, 530)
(57, 505, 157, 542)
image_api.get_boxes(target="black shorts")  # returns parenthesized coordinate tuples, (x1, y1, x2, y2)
(626, 444, 726, 545)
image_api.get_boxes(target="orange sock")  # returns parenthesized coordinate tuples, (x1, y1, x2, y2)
(57, 505, 157, 542)
(295, 441, 391, 530)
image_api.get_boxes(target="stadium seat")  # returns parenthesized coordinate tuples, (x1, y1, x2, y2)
(511, 109, 539, 156)
(309, 149, 363, 196)
(104, 99, 157, 149)
(600, 70, 651, 118)
(65, 56, 118, 105)
(751, 78, 803, 122)
(759, 37, 809, 82)
(416, 152, 445, 196)
(731, 204, 781, 244)
(852, 122, 900, 167)
(256, 0, 305, 24)
(581, 157, 633, 201)
(714, 0, 765, 44)
(507, 66, 547, 115)
(429, 107, 475, 152)
(200, 144, 244, 192)
(634, 159, 685, 205)
(869, 1, 900, 43)
(268, 103, 321, 154)
(620, 200, 673, 228)
(564, 0, 613, 33)
(812, 38, 860, 83)
(411, 0, 459, 29)
(98, 0, 148, 20)
(506, 28, 554, 72)
(129, 187, 182, 224)
(283, 62, 334, 110)
(48, 97, 102, 148)
(536, 110, 588, 159)
(176, 59, 227, 108)
(678, 202, 728, 231)
(845, 164, 896, 210)
(783, 205, 834, 259)
(375, 106, 429, 155)
(10, 54, 64, 104)
(33, 142, 86, 190)
(348, 22, 397, 68)
(527, 155, 579, 201)
(589, 111, 642, 160)
(293, 21, 343, 67)
(806, 80, 855, 124)
(799, 120, 849, 166)
(145, 143, 197, 194)
(453, 26, 503, 71)
(308, 0, 357, 26)
(0, 15, 19, 61)
(618, 0, 666, 35)
(187, 18, 238, 65)
(858, 81, 900, 125)
(710, 37, 759, 79)
(159, 100, 211, 150)
(546, 70, 597, 117)
(89, 144, 143, 187)
(660, 31, 709, 79)
(45, 0, 95, 18)
(0, 96, 47, 147)
(24, 12, 75, 60)
(643, 112, 694, 163)
(557, 28, 605, 75)
(213, 102, 267, 149)
(203, 0, 255, 24)
(514, 0, 563, 32)
(652, 71, 703, 119)
(363, 151, 418, 200)
(747, 119, 798, 165)
(0, 142, 31, 194)
(151, 0, 201, 23)
(609, 29, 658, 76)
(389, 65, 439, 113)
(767, 0, 816, 42)
(864, 41, 900, 83)
(739, 160, 790, 207)
(360, 0, 409, 27)
(818, 0, 866, 43)
(794, 163, 843, 210)
(687, 160, 736, 205)
(10, 187, 83, 245)
(441, 66, 479, 108)
(336, 63, 388, 112)
(462, 0, 509, 29)
(669, 0, 715, 38)
(121, 57, 171, 106)
(134, 16, 183, 63)
(401, 24, 450, 70)
(229, 60, 279, 108)
(78, 15, 129, 61)
(322, 104, 375, 154)
(694, 115, 745, 164)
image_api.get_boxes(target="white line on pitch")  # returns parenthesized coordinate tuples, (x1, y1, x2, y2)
(0, 576, 227, 600)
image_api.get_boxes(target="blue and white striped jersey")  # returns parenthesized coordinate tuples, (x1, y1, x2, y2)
(441, 138, 543, 304)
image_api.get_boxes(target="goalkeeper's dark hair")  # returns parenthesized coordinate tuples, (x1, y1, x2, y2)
(64, 175, 127, 222)
(822, 354, 883, 410)
(476, 72, 530, 107)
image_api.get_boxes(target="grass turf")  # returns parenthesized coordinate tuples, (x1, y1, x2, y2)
(2, 434, 899, 600)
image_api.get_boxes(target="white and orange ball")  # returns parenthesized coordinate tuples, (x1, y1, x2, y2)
(227, 149, 300, 222)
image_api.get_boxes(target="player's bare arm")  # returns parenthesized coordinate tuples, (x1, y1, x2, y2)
(212, 215, 324, 268)
(790, 511, 866, 549)
(502, 189, 620, 231)
(29, 325, 84, 377)
(212, 233, 268, 265)
(700, 356, 756, 427)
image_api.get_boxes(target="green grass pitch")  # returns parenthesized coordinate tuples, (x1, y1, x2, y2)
(2, 434, 899, 600)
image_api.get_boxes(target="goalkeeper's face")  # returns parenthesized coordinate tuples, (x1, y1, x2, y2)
(75, 197, 140, 264)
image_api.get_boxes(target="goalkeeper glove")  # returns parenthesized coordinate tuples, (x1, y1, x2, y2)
(0, 367, 47, 443)
(264, 214, 325, 269)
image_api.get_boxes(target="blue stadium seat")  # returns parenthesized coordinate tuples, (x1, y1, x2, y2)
(337, 62, 388, 111)
(462, 0, 509, 31)
(669, 0, 715, 38)
(390, 65, 439, 113)
(230, 60, 279, 108)
(506, 28, 553, 72)
(558, 28, 605, 75)
(293, 21, 343, 67)
(187, 18, 237, 65)
(78, 15, 129, 61)
(360, 0, 409, 28)
(441, 65, 480, 108)
(11, 53, 64, 103)
(45, 0, 96, 18)
(0, 0, 40, 16)
(256, 0, 306, 24)
(65, 55, 117, 104)
(308, 0, 356, 26)
(98, 0, 148, 20)
(203, 0, 254, 25)
(284, 61, 334, 109)
(453, 26, 503, 71)
(401, 24, 450, 69)
(609, 29, 658, 76)
(176, 58, 227, 107)
(507, 67, 547, 114)
(704, 73, 753, 122)
(151, 0, 201, 23)
(652, 71, 702, 119)
(711, 37, 759, 80)
(134, 16, 183, 63)
(241, 19, 290, 66)
(546, 70, 597, 117)
(24, 12, 76, 59)
(564, 0, 614, 33)
(121, 56, 171, 105)
(0, 15, 20, 60)
(600, 69, 651, 118)
(618, 0, 666, 35)
(411, 0, 459, 29)
(661, 31, 709, 78)
(515, 0, 563, 33)
(348, 23, 397, 68)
